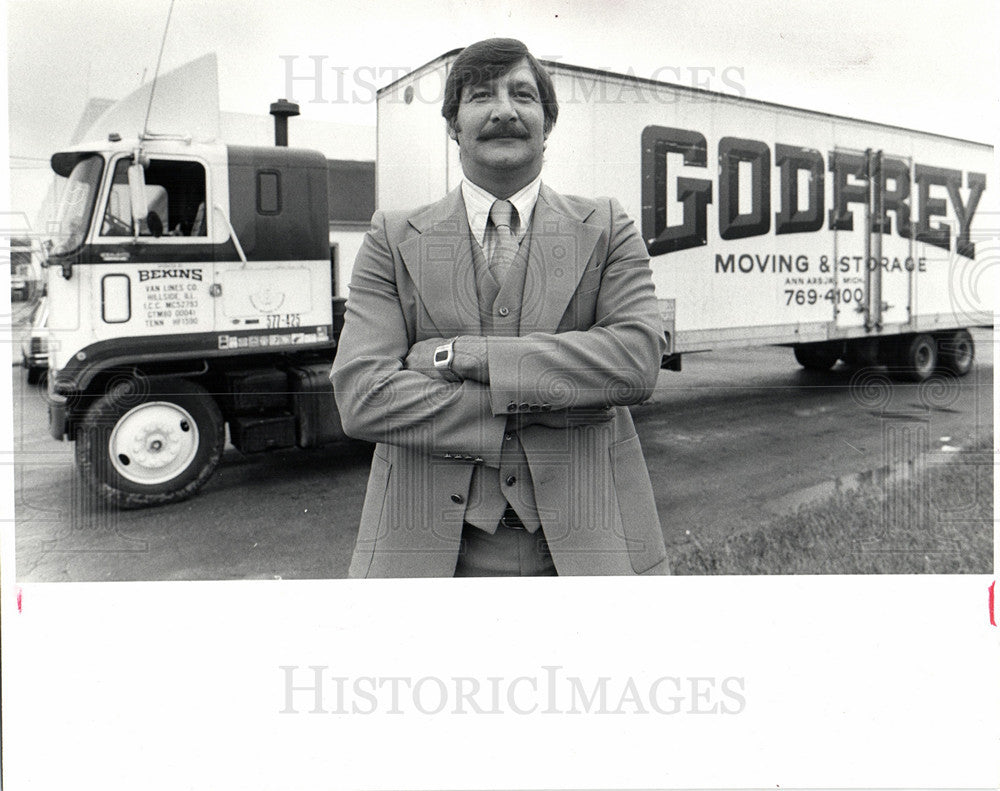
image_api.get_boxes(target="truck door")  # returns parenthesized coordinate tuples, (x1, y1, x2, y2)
(830, 147, 873, 332)
(870, 150, 915, 331)
(831, 148, 914, 333)
(90, 154, 214, 343)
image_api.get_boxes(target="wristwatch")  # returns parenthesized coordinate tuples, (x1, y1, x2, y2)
(433, 339, 461, 382)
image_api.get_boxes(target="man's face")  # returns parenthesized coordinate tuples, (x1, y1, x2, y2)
(449, 57, 548, 196)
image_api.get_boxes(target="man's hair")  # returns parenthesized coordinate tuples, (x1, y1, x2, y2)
(441, 38, 558, 134)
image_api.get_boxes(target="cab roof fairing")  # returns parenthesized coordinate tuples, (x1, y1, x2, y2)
(49, 138, 234, 177)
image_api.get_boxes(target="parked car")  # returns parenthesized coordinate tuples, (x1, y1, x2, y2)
(21, 297, 49, 385)
(11, 274, 30, 301)
(10, 257, 37, 302)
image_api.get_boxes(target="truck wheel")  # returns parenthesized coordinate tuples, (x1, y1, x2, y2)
(894, 333, 937, 382)
(794, 344, 840, 371)
(936, 329, 974, 376)
(75, 378, 224, 508)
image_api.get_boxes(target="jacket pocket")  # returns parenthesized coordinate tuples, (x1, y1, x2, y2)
(609, 434, 668, 574)
(348, 450, 392, 578)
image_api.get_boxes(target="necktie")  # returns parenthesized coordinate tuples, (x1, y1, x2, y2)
(488, 199, 519, 285)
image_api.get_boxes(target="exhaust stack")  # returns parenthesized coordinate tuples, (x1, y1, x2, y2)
(269, 98, 300, 146)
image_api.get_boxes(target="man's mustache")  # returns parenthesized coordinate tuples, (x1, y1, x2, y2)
(478, 122, 528, 140)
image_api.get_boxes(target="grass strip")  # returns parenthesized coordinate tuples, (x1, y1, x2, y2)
(673, 436, 995, 575)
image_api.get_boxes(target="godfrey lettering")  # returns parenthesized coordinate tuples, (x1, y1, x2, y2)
(641, 126, 986, 259)
(138, 268, 204, 282)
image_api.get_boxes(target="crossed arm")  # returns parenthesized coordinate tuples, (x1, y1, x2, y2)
(330, 202, 666, 461)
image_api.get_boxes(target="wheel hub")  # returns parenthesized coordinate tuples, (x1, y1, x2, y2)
(130, 422, 183, 468)
(109, 402, 200, 485)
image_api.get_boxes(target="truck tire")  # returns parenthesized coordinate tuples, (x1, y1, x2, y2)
(936, 329, 974, 376)
(75, 378, 224, 509)
(793, 343, 840, 371)
(894, 333, 937, 382)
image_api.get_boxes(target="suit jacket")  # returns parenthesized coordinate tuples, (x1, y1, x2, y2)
(331, 183, 669, 577)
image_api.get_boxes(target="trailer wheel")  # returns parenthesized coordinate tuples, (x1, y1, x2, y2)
(794, 344, 840, 371)
(75, 378, 224, 509)
(894, 333, 937, 382)
(936, 329, 974, 376)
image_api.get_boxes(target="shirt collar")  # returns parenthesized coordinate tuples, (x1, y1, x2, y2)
(461, 175, 542, 247)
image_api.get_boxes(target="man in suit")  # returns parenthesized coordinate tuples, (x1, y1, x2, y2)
(332, 38, 669, 577)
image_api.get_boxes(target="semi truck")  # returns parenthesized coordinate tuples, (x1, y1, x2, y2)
(377, 52, 995, 377)
(41, 103, 372, 507)
(42, 55, 995, 509)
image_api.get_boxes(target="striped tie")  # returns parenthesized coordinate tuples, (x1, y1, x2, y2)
(488, 199, 519, 285)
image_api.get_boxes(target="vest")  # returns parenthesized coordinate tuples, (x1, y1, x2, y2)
(461, 221, 543, 534)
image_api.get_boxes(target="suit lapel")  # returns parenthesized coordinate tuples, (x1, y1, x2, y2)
(398, 187, 481, 336)
(398, 183, 603, 337)
(520, 185, 603, 333)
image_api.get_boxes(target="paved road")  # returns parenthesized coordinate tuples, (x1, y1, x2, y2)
(11, 328, 994, 580)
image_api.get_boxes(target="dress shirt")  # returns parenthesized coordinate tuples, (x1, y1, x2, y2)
(461, 175, 542, 258)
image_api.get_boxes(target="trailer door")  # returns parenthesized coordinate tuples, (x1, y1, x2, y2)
(830, 147, 872, 332)
(870, 150, 916, 331)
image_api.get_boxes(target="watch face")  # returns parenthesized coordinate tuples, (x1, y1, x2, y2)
(434, 349, 448, 364)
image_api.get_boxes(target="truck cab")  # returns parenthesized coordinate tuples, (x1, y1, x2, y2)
(43, 138, 334, 377)
(42, 135, 349, 507)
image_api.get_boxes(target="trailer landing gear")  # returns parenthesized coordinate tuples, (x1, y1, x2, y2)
(75, 378, 224, 508)
(793, 343, 842, 371)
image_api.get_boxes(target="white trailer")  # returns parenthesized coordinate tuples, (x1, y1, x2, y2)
(375, 52, 996, 378)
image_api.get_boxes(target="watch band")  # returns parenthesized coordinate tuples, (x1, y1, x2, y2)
(433, 339, 461, 382)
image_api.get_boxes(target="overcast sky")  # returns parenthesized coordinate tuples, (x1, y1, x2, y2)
(5, 0, 999, 222)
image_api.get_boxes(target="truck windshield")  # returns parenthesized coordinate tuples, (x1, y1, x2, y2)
(47, 154, 103, 256)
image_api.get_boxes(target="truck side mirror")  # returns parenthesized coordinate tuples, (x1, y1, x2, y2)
(127, 160, 149, 237)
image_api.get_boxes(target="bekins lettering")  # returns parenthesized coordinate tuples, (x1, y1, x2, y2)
(640, 126, 987, 260)
(138, 268, 204, 282)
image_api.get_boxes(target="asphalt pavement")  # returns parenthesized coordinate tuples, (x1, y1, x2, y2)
(10, 328, 994, 581)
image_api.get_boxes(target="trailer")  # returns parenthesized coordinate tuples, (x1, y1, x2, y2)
(375, 52, 996, 379)
(41, 106, 373, 507)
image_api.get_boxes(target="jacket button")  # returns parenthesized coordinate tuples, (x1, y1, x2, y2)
(504, 432, 513, 441)
(519, 402, 529, 411)
(507, 402, 517, 412)
(450, 493, 464, 504)
(505, 475, 516, 486)
(498, 306, 510, 317)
